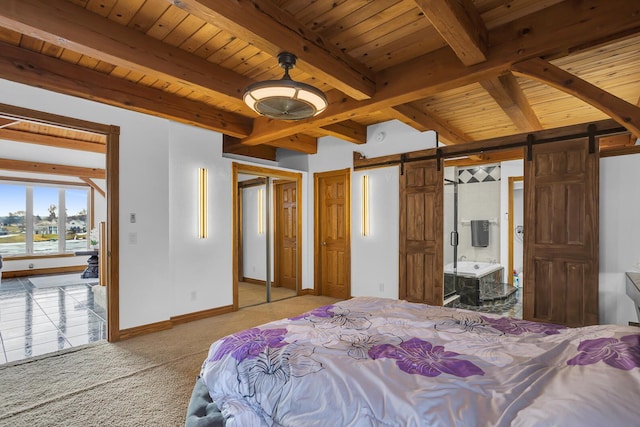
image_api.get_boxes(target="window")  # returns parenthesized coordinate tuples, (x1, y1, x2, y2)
(0, 183, 26, 255)
(65, 188, 89, 253)
(0, 181, 90, 256)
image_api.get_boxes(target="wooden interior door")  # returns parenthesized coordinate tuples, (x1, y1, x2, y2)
(524, 138, 599, 326)
(274, 180, 297, 290)
(399, 159, 443, 305)
(315, 169, 350, 299)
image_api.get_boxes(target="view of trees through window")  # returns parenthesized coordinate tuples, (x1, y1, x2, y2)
(0, 182, 90, 256)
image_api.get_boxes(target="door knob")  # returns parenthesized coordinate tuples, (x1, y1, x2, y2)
(322, 241, 327, 246)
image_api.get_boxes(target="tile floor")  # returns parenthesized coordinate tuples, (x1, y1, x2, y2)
(0, 276, 106, 365)
(453, 288, 523, 319)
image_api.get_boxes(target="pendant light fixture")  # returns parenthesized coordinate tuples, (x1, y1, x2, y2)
(243, 52, 328, 120)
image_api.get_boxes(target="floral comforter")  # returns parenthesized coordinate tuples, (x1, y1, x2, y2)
(200, 297, 640, 426)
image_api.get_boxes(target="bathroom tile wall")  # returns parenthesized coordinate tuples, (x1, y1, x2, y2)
(457, 177, 501, 263)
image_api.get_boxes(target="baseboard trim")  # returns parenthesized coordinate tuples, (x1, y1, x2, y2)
(118, 304, 235, 341)
(299, 288, 317, 296)
(119, 320, 173, 340)
(171, 305, 234, 325)
(2, 265, 85, 278)
(243, 277, 266, 286)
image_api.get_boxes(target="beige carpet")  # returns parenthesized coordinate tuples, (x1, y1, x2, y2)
(0, 295, 339, 427)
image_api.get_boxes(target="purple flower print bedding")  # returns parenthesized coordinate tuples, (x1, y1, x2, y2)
(200, 297, 640, 426)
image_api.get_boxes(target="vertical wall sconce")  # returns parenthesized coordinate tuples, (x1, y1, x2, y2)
(257, 188, 265, 234)
(198, 168, 208, 239)
(361, 174, 369, 236)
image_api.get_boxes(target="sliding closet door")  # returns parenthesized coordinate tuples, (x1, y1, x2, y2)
(399, 160, 443, 305)
(524, 138, 599, 326)
(274, 180, 297, 290)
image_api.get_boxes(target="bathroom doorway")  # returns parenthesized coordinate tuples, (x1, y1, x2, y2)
(508, 176, 524, 289)
(443, 160, 523, 318)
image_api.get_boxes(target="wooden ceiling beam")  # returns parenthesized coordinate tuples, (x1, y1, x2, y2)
(0, 128, 106, 153)
(319, 121, 367, 145)
(0, 105, 112, 134)
(442, 118, 626, 158)
(80, 177, 105, 198)
(387, 104, 473, 145)
(599, 134, 634, 149)
(0, 0, 251, 104)
(168, 0, 376, 100)
(0, 158, 105, 179)
(512, 58, 640, 136)
(238, 177, 267, 189)
(223, 136, 277, 162)
(444, 147, 524, 167)
(0, 118, 18, 128)
(263, 134, 318, 154)
(0, 42, 253, 138)
(480, 73, 543, 132)
(600, 145, 640, 158)
(239, 0, 640, 146)
(225, 132, 317, 156)
(387, 104, 483, 160)
(414, 0, 488, 66)
(634, 95, 640, 140)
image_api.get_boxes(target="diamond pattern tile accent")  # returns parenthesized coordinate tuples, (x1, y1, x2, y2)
(458, 165, 501, 184)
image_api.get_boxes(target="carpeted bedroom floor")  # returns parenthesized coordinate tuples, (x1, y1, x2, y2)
(0, 295, 340, 427)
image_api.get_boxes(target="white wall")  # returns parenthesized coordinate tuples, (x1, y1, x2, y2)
(2, 77, 637, 327)
(352, 167, 400, 298)
(457, 180, 501, 263)
(242, 185, 267, 281)
(168, 122, 232, 318)
(305, 120, 437, 295)
(0, 79, 234, 329)
(599, 153, 640, 325)
(119, 116, 171, 327)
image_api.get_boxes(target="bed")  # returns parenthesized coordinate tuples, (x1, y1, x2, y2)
(194, 297, 640, 426)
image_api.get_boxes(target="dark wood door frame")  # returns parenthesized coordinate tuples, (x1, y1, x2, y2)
(232, 163, 302, 310)
(0, 103, 120, 341)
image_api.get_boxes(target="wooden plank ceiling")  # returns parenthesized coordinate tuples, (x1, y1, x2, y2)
(0, 0, 638, 161)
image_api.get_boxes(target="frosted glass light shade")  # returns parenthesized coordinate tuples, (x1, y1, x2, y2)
(243, 79, 328, 120)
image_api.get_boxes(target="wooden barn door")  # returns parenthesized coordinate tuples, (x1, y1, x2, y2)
(399, 160, 443, 305)
(315, 169, 351, 300)
(524, 138, 599, 326)
(274, 180, 297, 290)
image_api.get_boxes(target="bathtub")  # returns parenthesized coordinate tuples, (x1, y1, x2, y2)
(444, 261, 505, 306)
(444, 261, 503, 278)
